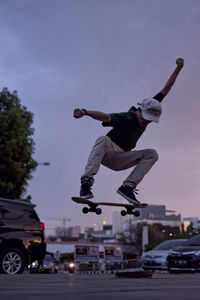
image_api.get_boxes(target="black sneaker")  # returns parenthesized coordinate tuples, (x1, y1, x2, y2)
(116, 185, 141, 205)
(80, 181, 94, 199)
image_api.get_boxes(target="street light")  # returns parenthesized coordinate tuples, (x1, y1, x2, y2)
(37, 162, 51, 166)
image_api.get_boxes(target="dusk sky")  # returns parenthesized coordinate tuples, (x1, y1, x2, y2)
(0, 0, 200, 235)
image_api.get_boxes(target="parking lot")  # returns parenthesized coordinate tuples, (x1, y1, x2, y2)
(1, 272, 200, 300)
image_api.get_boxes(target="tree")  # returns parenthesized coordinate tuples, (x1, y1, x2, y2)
(59, 253, 74, 263)
(0, 88, 37, 200)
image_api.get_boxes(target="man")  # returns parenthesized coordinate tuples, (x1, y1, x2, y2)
(73, 58, 184, 204)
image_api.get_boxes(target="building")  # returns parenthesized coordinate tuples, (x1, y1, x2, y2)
(55, 226, 81, 238)
(88, 225, 115, 242)
(112, 211, 130, 235)
(133, 204, 181, 227)
(122, 204, 182, 242)
(183, 218, 200, 231)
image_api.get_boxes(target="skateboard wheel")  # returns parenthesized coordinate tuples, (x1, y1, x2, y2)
(82, 207, 89, 214)
(121, 210, 127, 216)
(96, 208, 102, 215)
(134, 210, 140, 217)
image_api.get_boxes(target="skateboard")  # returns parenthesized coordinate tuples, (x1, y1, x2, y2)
(71, 197, 148, 217)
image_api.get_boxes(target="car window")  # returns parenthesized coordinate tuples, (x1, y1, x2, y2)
(154, 240, 186, 250)
(0, 206, 10, 219)
(22, 207, 40, 222)
(0, 202, 39, 221)
(182, 235, 200, 246)
(0, 203, 24, 220)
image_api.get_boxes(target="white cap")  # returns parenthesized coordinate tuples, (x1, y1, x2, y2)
(137, 98, 162, 123)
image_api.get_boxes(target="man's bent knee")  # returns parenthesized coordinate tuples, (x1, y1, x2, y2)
(144, 149, 159, 162)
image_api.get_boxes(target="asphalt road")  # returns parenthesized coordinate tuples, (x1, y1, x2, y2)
(1, 272, 200, 300)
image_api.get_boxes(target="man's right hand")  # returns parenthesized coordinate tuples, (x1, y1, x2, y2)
(73, 108, 86, 119)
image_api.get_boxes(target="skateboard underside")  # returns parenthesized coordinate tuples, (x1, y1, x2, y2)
(71, 197, 147, 217)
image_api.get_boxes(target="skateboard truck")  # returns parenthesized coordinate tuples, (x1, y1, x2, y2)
(121, 207, 140, 217)
(82, 204, 102, 215)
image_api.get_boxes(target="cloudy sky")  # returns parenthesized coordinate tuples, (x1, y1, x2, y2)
(0, 0, 200, 235)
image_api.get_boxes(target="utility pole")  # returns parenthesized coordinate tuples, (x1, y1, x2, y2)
(142, 219, 149, 255)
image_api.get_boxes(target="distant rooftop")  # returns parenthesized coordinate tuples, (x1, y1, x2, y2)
(137, 205, 181, 221)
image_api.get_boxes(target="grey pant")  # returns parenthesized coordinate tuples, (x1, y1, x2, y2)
(81, 136, 158, 188)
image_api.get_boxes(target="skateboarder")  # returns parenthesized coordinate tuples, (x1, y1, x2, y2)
(73, 58, 184, 204)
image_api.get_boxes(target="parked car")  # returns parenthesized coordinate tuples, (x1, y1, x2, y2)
(141, 239, 187, 271)
(0, 197, 46, 274)
(41, 252, 57, 273)
(29, 252, 57, 274)
(167, 234, 200, 273)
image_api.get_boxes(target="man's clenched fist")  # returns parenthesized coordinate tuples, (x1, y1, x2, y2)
(176, 58, 184, 67)
(73, 108, 86, 119)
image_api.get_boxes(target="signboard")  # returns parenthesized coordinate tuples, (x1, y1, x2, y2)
(104, 247, 123, 261)
(75, 246, 99, 262)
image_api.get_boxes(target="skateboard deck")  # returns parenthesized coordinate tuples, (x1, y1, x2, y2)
(71, 196, 148, 217)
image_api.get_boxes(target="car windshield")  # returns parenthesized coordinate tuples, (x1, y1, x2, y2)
(182, 235, 200, 246)
(154, 240, 186, 250)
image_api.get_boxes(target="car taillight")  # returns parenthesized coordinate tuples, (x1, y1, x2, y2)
(39, 222, 45, 230)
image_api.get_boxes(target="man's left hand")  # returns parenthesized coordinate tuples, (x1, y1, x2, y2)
(176, 58, 184, 68)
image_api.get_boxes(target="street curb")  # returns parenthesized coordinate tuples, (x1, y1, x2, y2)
(77, 270, 116, 275)
(115, 270, 153, 278)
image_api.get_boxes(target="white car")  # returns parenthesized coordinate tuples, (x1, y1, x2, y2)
(141, 239, 187, 271)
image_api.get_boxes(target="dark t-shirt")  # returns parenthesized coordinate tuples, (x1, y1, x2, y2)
(102, 92, 165, 151)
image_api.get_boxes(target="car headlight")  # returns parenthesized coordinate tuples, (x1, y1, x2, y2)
(168, 250, 178, 256)
(147, 255, 164, 259)
(31, 261, 38, 267)
(69, 263, 75, 268)
(195, 250, 200, 256)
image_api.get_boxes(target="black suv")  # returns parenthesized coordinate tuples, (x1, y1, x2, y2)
(0, 197, 46, 274)
(167, 234, 200, 273)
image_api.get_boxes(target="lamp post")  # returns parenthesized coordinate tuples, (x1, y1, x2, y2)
(37, 162, 51, 166)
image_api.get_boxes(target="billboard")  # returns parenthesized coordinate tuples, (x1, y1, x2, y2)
(104, 247, 123, 261)
(75, 245, 99, 262)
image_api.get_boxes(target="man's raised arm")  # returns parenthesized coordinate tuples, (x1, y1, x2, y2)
(73, 108, 111, 122)
(160, 58, 184, 96)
